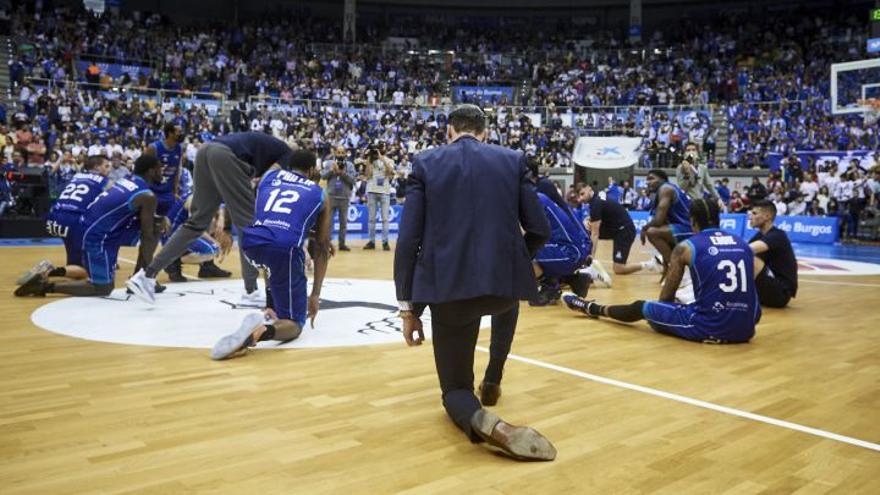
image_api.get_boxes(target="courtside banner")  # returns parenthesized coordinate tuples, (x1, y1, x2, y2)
(628, 212, 837, 244)
(766, 150, 874, 173)
(573, 136, 643, 169)
(332, 205, 402, 234)
(742, 215, 838, 244)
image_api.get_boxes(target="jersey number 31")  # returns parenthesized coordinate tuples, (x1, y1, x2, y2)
(717, 259, 748, 293)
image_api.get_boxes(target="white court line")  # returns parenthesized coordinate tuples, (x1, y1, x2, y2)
(475, 346, 880, 453)
(118, 257, 201, 281)
(799, 278, 880, 288)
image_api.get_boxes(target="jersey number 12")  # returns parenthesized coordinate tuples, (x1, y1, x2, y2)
(264, 189, 300, 214)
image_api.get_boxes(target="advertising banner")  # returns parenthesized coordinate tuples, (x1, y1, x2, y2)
(573, 136, 643, 169)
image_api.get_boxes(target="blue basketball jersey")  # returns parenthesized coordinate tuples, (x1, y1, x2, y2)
(651, 182, 691, 226)
(150, 139, 182, 195)
(50, 172, 108, 216)
(243, 169, 325, 248)
(83, 175, 153, 239)
(687, 228, 761, 336)
(537, 192, 591, 263)
(179, 167, 193, 199)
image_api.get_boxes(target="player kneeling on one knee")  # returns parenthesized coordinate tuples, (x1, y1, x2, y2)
(15, 155, 164, 298)
(564, 199, 762, 344)
(530, 191, 593, 306)
(210, 150, 333, 360)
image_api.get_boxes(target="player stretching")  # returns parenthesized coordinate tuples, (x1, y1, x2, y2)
(17, 155, 111, 286)
(564, 199, 761, 344)
(15, 155, 163, 297)
(642, 169, 693, 278)
(210, 150, 332, 360)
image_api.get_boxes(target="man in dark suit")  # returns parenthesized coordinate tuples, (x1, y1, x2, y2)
(394, 105, 556, 461)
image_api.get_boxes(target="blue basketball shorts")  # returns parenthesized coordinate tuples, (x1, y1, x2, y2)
(242, 243, 307, 327)
(642, 301, 753, 344)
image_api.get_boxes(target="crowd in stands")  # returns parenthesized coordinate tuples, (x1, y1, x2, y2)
(2, 3, 880, 239)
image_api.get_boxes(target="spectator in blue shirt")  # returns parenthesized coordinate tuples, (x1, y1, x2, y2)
(715, 178, 731, 206)
(605, 177, 623, 203)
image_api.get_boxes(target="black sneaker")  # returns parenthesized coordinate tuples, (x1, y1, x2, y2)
(562, 273, 592, 298)
(14, 272, 48, 297)
(339, 244, 351, 252)
(562, 293, 597, 318)
(165, 259, 187, 283)
(382, 241, 390, 251)
(363, 241, 376, 250)
(198, 260, 232, 278)
(528, 286, 561, 307)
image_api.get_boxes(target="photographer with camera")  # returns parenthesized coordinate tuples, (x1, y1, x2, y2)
(676, 141, 723, 209)
(361, 142, 395, 251)
(322, 146, 357, 251)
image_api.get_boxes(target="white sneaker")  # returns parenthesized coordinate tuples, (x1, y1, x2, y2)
(211, 313, 264, 360)
(641, 254, 664, 273)
(238, 290, 266, 308)
(679, 270, 693, 288)
(675, 284, 696, 304)
(17, 259, 54, 285)
(579, 265, 612, 288)
(126, 269, 156, 304)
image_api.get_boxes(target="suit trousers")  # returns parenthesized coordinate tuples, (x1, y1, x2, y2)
(429, 296, 519, 442)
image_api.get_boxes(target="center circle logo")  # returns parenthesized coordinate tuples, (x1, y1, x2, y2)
(31, 278, 439, 350)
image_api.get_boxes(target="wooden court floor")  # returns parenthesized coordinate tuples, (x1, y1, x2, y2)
(1, 241, 878, 494)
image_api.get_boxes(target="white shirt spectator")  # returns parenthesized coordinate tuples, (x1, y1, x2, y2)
(799, 181, 819, 202)
(392, 90, 404, 105)
(774, 199, 788, 216)
(87, 143, 105, 157)
(106, 142, 124, 157)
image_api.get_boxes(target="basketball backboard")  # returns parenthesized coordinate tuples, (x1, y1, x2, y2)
(830, 58, 880, 114)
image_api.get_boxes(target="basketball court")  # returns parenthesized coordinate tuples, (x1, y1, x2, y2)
(2, 237, 878, 494)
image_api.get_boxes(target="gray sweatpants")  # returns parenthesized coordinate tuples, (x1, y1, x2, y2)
(147, 142, 259, 292)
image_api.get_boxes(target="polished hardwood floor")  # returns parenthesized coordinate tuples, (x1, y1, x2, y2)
(1, 241, 878, 494)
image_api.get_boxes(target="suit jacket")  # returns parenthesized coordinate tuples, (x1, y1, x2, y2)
(394, 136, 550, 307)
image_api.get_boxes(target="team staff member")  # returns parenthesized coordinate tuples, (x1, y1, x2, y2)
(394, 105, 555, 461)
(127, 131, 294, 304)
(578, 184, 660, 283)
(748, 200, 798, 308)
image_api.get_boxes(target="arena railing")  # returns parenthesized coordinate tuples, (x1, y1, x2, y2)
(25, 78, 228, 112)
(25, 76, 849, 134)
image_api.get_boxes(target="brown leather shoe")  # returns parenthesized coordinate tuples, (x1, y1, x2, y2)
(470, 409, 556, 461)
(479, 381, 501, 406)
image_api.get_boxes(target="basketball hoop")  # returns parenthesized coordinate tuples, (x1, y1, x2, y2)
(858, 98, 880, 125)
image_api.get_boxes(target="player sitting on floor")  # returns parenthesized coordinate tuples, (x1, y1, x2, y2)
(563, 199, 762, 344)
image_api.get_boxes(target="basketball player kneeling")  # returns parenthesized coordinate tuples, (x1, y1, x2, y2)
(210, 150, 333, 360)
